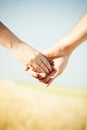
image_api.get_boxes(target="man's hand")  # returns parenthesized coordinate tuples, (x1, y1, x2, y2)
(0, 22, 52, 77)
(11, 42, 52, 76)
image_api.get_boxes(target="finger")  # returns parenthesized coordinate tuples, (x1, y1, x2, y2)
(39, 72, 54, 85)
(38, 70, 56, 84)
(45, 70, 60, 87)
(40, 55, 53, 72)
(38, 61, 50, 74)
(27, 63, 48, 79)
(29, 69, 39, 78)
(45, 78, 54, 87)
(38, 73, 47, 79)
(44, 76, 56, 87)
(25, 56, 52, 74)
(38, 77, 53, 87)
(30, 61, 50, 75)
(39, 69, 60, 87)
(25, 65, 30, 71)
(29, 69, 47, 79)
(30, 63, 44, 73)
(36, 58, 50, 74)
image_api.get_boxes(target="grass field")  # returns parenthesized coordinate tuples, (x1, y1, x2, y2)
(0, 80, 87, 130)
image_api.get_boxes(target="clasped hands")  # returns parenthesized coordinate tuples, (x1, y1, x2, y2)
(0, 14, 87, 86)
(19, 43, 69, 87)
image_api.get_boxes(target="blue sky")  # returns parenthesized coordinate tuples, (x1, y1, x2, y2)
(0, 0, 87, 88)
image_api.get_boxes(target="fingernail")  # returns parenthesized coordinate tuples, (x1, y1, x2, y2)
(40, 73, 46, 78)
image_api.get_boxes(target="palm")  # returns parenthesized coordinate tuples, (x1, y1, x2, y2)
(53, 55, 68, 76)
(40, 53, 69, 87)
(25, 49, 69, 87)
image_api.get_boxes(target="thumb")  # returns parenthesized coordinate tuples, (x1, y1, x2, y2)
(42, 50, 53, 64)
(25, 65, 30, 71)
(42, 49, 51, 57)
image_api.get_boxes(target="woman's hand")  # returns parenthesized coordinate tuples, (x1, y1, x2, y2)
(11, 42, 52, 77)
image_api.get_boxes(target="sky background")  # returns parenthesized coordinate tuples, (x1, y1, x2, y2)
(0, 0, 87, 88)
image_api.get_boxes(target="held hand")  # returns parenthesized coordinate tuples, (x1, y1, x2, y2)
(12, 42, 52, 75)
(39, 54, 68, 87)
(25, 47, 69, 87)
(0, 21, 52, 75)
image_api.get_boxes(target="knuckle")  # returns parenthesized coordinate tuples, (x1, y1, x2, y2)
(58, 70, 62, 75)
(31, 52, 40, 61)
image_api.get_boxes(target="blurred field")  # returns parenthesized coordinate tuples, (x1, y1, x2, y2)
(0, 80, 87, 130)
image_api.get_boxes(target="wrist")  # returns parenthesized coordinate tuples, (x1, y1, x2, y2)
(58, 42, 73, 58)
(10, 39, 23, 51)
(10, 41, 27, 64)
(43, 43, 69, 61)
(0, 21, 23, 51)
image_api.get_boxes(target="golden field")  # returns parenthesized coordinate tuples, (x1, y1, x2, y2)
(0, 80, 87, 130)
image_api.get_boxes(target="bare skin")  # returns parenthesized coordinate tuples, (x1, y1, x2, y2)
(1, 13, 87, 87)
(0, 22, 52, 77)
(27, 13, 87, 86)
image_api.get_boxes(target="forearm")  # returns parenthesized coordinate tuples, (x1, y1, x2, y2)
(0, 21, 23, 51)
(47, 14, 87, 58)
(0, 22, 52, 74)
(58, 14, 87, 57)
(0, 22, 34, 64)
